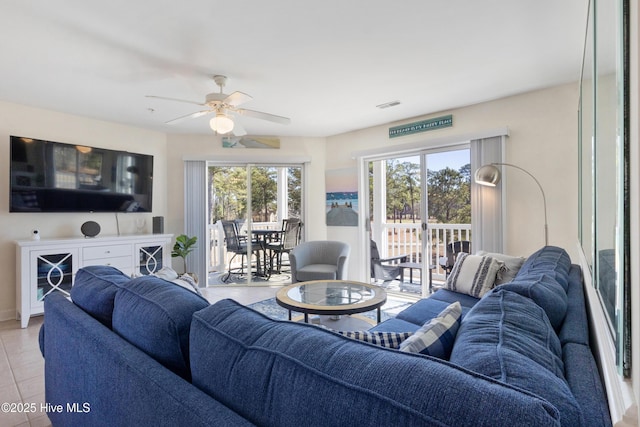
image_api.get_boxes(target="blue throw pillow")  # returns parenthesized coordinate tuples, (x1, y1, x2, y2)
(71, 266, 132, 328)
(112, 275, 209, 380)
(399, 302, 461, 359)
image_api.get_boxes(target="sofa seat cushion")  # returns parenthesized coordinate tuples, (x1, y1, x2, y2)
(190, 299, 563, 427)
(450, 289, 583, 427)
(295, 264, 338, 281)
(71, 265, 132, 328)
(563, 342, 612, 426)
(497, 272, 568, 330)
(395, 297, 453, 325)
(368, 317, 423, 333)
(425, 289, 480, 312)
(112, 275, 209, 380)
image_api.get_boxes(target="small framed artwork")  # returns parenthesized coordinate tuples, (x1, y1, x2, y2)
(222, 136, 280, 149)
(325, 168, 358, 226)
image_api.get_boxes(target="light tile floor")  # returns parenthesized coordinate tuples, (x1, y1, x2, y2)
(0, 285, 281, 427)
(0, 315, 50, 427)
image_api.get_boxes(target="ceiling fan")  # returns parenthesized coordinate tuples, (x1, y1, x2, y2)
(146, 75, 290, 136)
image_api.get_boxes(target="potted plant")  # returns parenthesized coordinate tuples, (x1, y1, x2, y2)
(172, 234, 197, 278)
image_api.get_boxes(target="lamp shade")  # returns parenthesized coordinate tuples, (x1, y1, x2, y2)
(209, 114, 234, 134)
(474, 164, 501, 187)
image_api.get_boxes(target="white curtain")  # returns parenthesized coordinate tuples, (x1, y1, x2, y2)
(470, 135, 505, 253)
(184, 160, 207, 286)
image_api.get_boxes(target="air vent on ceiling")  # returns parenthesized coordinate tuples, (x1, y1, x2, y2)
(376, 100, 401, 109)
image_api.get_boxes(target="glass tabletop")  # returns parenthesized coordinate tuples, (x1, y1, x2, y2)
(276, 280, 386, 315)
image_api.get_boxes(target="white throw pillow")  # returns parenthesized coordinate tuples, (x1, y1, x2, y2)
(153, 266, 179, 281)
(445, 253, 504, 298)
(476, 250, 525, 284)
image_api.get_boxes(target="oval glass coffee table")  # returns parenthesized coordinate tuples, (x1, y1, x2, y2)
(276, 280, 387, 328)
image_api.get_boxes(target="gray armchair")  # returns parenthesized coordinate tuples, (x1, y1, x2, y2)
(289, 240, 350, 283)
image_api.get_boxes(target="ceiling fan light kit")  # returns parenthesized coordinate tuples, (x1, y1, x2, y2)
(147, 75, 290, 136)
(210, 114, 234, 134)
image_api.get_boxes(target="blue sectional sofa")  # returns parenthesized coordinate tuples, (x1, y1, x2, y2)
(40, 246, 611, 426)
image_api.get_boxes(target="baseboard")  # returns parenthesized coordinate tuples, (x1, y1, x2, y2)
(0, 308, 17, 323)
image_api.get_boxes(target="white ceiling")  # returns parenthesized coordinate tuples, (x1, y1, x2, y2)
(0, 1, 588, 138)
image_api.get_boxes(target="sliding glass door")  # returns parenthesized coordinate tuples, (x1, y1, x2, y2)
(367, 146, 470, 297)
(207, 163, 303, 285)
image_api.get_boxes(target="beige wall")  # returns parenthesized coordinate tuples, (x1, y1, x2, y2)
(0, 101, 167, 321)
(0, 82, 578, 320)
(325, 82, 579, 280)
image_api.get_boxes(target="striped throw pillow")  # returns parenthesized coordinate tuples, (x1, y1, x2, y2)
(446, 253, 504, 298)
(399, 302, 462, 359)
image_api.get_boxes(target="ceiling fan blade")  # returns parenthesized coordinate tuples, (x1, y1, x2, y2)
(146, 95, 205, 106)
(165, 110, 213, 125)
(224, 91, 253, 107)
(232, 122, 247, 136)
(237, 108, 291, 125)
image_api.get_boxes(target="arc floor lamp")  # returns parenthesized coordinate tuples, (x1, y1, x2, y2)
(474, 163, 549, 246)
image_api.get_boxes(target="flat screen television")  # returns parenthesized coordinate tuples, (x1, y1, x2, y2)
(10, 136, 153, 213)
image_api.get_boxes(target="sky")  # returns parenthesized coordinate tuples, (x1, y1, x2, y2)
(396, 148, 470, 172)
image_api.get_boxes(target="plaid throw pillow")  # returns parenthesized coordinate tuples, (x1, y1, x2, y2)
(446, 253, 504, 298)
(399, 302, 462, 359)
(338, 331, 413, 349)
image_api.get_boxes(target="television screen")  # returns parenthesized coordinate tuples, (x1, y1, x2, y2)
(10, 136, 153, 213)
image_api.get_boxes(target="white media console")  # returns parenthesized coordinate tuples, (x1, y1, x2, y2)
(16, 234, 173, 328)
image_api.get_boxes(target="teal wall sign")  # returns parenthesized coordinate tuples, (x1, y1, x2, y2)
(389, 115, 453, 138)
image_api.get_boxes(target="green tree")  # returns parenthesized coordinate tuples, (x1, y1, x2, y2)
(251, 167, 277, 222)
(209, 166, 248, 222)
(386, 160, 406, 222)
(288, 167, 302, 217)
(427, 164, 470, 224)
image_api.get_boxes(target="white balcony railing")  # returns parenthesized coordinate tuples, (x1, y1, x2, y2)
(377, 222, 471, 281)
(208, 221, 471, 287)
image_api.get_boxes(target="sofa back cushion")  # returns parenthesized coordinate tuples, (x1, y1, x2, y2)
(450, 289, 584, 427)
(190, 299, 563, 427)
(71, 266, 132, 328)
(497, 272, 568, 330)
(518, 246, 571, 291)
(112, 275, 209, 379)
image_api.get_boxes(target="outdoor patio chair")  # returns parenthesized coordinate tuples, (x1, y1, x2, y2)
(370, 240, 409, 283)
(221, 220, 261, 282)
(266, 218, 302, 274)
(439, 240, 471, 276)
